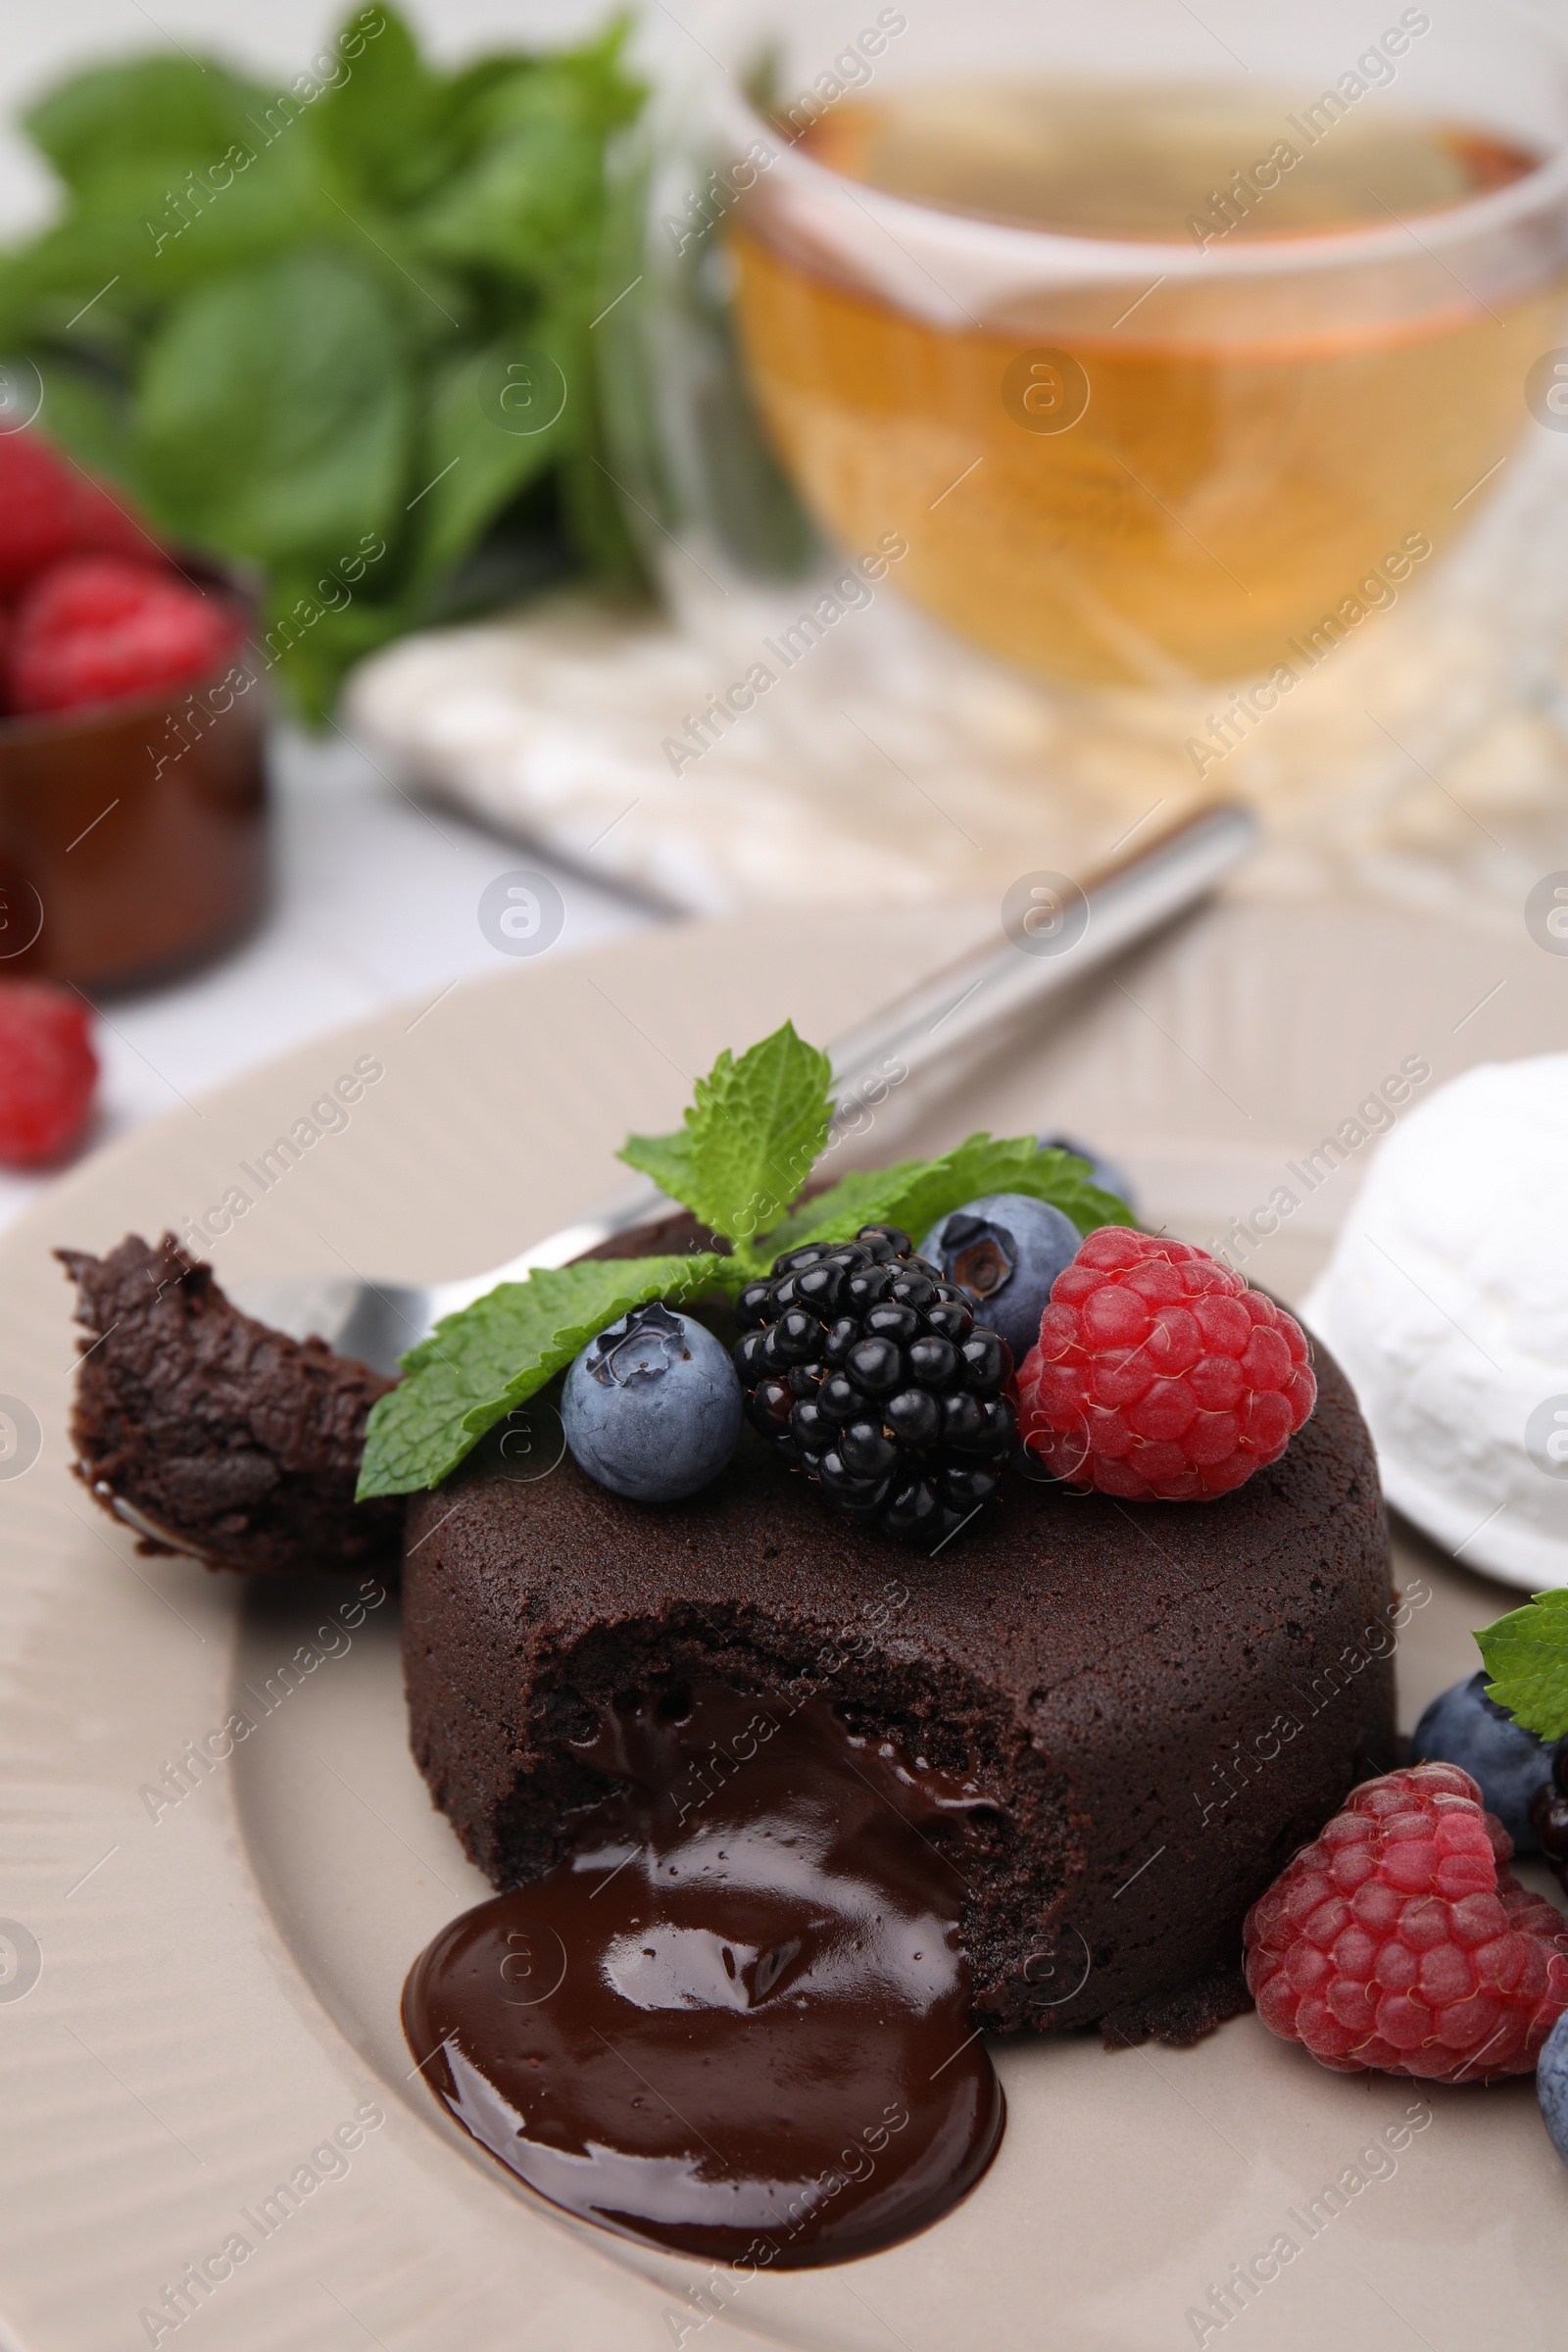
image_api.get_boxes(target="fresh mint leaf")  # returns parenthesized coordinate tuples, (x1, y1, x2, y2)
(0, 8, 647, 716)
(618, 1125, 697, 1209)
(1477, 1591, 1568, 1740)
(618, 1021, 834, 1256)
(16, 57, 324, 306)
(357, 1251, 726, 1497)
(134, 249, 414, 565)
(760, 1158, 931, 1255)
(405, 329, 566, 587)
(412, 112, 605, 283)
(768, 1135, 1133, 1257)
(688, 1023, 833, 1249)
(307, 7, 455, 208)
(24, 57, 270, 196)
(403, 30, 642, 302)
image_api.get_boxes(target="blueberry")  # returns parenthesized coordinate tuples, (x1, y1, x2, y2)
(563, 1303, 741, 1501)
(1540, 2010, 1568, 2165)
(1038, 1133, 1136, 1215)
(918, 1192, 1081, 1366)
(1409, 1670, 1555, 1851)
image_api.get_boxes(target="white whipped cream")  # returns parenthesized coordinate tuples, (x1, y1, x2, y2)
(1303, 1054, 1568, 1589)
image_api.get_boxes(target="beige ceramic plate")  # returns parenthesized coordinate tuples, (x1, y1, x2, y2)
(3, 899, 1566, 2352)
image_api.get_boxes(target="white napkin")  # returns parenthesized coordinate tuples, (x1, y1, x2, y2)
(345, 432, 1568, 922)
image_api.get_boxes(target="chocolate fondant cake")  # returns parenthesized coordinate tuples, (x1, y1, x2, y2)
(59, 1072, 1397, 2261)
(403, 1331, 1395, 2048)
(63, 1222, 1396, 2048)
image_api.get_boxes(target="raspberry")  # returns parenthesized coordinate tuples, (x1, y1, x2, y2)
(0, 433, 159, 594)
(1014, 1226, 1316, 1500)
(0, 432, 79, 593)
(1245, 1763, 1568, 2082)
(9, 558, 241, 717)
(0, 984, 99, 1168)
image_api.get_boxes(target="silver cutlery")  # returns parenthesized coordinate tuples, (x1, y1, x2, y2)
(230, 801, 1258, 1375)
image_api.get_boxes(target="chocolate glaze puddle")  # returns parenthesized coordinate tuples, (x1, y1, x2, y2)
(403, 1681, 1005, 2266)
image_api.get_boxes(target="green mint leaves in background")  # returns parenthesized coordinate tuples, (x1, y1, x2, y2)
(0, 7, 645, 717)
(1477, 1591, 1568, 1741)
(358, 1018, 1136, 1498)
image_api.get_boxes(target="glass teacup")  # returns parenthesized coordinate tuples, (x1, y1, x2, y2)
(705, 0, 1568, 692)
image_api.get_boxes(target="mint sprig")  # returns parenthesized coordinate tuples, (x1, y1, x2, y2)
(356, 1253, 724, 1497)
(620, 1022, 834, 1272)
(358, 1019, 1136, 1499)
(765, 1133, 1131, 1257)
(1477, 1591, 1568, 1740)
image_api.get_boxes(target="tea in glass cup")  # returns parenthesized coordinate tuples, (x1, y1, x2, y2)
(706, 0, 1568, 691)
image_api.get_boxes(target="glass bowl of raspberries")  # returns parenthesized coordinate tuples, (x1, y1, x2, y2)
(0, 428, 267, 991)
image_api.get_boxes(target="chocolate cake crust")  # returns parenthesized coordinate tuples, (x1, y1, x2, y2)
(61, 1232, 403, 1579)
(402, 1338, 1396, 2045)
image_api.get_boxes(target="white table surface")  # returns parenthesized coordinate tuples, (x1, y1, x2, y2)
(0, 725, 657, 1231)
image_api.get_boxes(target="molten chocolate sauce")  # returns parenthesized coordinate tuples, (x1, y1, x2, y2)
(403, 1682, 1004, 2266)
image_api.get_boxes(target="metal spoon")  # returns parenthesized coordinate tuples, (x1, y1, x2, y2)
(229, 802, 1258, 1374)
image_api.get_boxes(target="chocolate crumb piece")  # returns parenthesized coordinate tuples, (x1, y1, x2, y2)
(59, 1231, 403, 1579)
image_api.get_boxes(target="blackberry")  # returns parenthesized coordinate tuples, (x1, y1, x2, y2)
(733, 1223, 1016, 1544)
